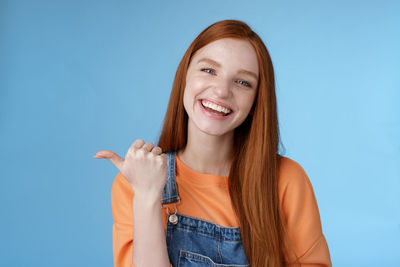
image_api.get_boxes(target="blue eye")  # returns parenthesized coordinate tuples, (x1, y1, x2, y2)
(238, 80, 252, 88)
(201, 68, 252, 88)
(201, 68, 215, 74)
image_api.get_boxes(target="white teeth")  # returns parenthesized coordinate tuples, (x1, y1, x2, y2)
(201, 100, 231, 114)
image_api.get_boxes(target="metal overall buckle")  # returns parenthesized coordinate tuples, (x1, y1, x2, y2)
(164, 199, 180, 225)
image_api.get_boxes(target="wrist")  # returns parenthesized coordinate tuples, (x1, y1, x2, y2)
(133, 190, 163, 206)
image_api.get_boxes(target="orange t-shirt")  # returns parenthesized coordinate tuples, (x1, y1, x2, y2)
(111, 154, 332, 267)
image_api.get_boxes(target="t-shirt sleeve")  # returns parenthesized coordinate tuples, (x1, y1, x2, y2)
(111, 172, 136, 267)
(278, 157, 332, 267)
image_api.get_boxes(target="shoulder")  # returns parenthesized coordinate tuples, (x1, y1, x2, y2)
(278, 156, 313, 194)
(277, 156, 320, 222)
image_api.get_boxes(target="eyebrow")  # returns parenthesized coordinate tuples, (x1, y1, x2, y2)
(196, 57, 258, 80)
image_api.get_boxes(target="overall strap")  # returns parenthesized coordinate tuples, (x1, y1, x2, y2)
(162, 151, 180, 204)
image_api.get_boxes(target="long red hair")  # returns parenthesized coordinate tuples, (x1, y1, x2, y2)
(157, 19, 298, 267)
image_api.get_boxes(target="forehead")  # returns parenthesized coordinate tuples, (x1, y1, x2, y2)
(191, 38, 259, 74)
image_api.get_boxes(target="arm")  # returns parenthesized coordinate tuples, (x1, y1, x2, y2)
(278, 157, 332, 267)
(111, 172, 170, 267)
(132, 192, 169, 267)
(98, 140, 171, 267)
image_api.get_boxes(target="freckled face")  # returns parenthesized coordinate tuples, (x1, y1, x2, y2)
(183, 38, 259, 136)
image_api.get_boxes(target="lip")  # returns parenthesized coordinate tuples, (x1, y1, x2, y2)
(200, 98, 233, 112)
(198, 100, 233, 120)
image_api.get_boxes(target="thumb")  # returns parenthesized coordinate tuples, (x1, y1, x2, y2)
(93, 150, 124, 171)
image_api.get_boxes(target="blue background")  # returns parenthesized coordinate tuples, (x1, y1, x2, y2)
(1, 0, 399, 266)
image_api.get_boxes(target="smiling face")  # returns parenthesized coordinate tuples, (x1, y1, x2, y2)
(183, 37, 259, 137)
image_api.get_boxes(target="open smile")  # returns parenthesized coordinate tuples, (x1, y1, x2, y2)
(198, 99, 234, 120)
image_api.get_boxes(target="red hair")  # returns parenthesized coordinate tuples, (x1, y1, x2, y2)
(157, 19, 298, 267)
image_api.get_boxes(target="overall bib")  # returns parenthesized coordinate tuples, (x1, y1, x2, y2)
(162, 151, 249, 267)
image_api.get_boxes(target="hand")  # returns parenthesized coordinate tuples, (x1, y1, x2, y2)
(93, 139, 168, 199)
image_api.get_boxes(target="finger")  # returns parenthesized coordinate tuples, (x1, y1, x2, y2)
(93, 150, 124, 171)
(129, 139, 145, 153)
(160, 153, 168, 161)
(142, 142, 155, 152)
(151, 146, 162, 155)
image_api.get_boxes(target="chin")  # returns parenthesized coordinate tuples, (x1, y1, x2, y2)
(198, 125, 234, 137)
(188, 117, 236, 137)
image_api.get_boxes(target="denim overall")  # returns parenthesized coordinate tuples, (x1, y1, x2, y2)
(161, 151, 249, 267)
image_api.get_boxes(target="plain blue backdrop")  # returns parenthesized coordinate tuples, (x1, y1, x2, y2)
(1, 0, 399, 266)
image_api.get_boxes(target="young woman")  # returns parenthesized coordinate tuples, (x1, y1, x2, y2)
(94, 20, 332, 267)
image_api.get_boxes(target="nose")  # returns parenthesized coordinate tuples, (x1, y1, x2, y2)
(212, 78, 231, 98)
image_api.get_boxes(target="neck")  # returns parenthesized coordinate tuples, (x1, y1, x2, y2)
(178, 123, 234, 177)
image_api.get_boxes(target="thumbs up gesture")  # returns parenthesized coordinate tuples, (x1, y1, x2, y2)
(94, 139, 168, 200)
